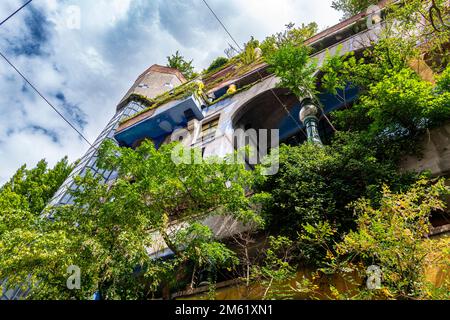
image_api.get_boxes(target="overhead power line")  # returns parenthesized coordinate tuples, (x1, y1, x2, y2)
(201, 0, 243, 52)
(0, 0, 93, 146)
(0, 0, 33, 27)
(0, 51, 93, 147)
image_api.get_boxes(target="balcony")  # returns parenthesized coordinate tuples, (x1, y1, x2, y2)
(114, 94, 205, 147)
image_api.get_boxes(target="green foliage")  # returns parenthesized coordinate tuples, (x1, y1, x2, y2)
(320, 47, 350, 96)
(208, 77, 265, 106)
(0, 158, 72, 214)
(322, 38, 450, 157)
(331, 0, 379, 19)
(167, 50, 198, 80)
(239, 37, 260, 65)
(206, 57, 229, 73)
(266, 41, 317, 98)
(261, 13, 450, 286)
(330, 63, 450, 150)
(330, 0, 448, 70)
(329, 179, 450, 299)
(320, 36, 419, 96)
(0, 157, 73, 298)
(0, 140, 261, 299)
(260, 22, 318, 57)
(387, 0, 450, 70)
(3, 8, 450, 300)
(288, 179, 450, 300)
(330, 103, 372, 133)
(257, 132, 414, 244)
(0, 157, 72, 247)
(251, 236, 296, 300)
(172, 223, 238, 269)
(436, 64, 450, 93)
(299, 221, 337, 267)
(362, 68, 450, 137)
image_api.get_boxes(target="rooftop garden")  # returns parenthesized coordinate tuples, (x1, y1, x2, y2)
(119, 22, 320, 126)
(119, 81, 205, 125)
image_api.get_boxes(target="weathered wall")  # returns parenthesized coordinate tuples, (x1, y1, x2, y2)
(117, 65, 185, 111)
(401, 123, 450, 177)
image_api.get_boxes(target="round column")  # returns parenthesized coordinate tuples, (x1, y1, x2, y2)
(299, 99, 323, 145)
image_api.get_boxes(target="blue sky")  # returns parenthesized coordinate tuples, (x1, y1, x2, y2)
(0, 0, 341, 184)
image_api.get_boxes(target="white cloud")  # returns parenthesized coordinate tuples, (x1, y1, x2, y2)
(0, 0, 341, 184)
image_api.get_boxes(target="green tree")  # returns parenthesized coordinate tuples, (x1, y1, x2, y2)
(0, 140, 261, 299)
(206, 56, 229, 73)
(320, 35, 419, 96)
(260, 22, 318, 57)
(0, 157, 73, 298)
(320, 37, 450, 156)
(257, 133, 414, 248)
(331, 0, 379, 19)
(0, 157, 73, 237)
(265, 41, 317, 98)
(327, 179, 450, 299)
(436, 62, 450, 93)
(291, 179, 450, 300)
(167, 50, 197, 80)
(240, 36, 260, 65)
(387, 0, 450, 70)
(250, 236, 296, 300)
(330, 1, 449, 69)
(0, 157, 72, 214)
(361, 68, 450, 137)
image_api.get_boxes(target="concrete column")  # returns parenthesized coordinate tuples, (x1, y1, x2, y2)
(187, 118, 200, 144)
(299, 98, 323, 145)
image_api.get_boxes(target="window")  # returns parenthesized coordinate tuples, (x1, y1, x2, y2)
(61, 192, 73, 205)
(200, 117, 220, 141)
(108, 171, 119, 182)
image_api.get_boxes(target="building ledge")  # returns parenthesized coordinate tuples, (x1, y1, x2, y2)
(114, 94, 205, 147)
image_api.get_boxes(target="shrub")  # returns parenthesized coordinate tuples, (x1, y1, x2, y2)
(206, 57, 229, 73)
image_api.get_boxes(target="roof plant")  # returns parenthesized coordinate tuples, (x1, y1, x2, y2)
(240, 37, 260, 65)
(331, 0, 450, 68)
(206, 57, 229, 73)
(167, 50, 198, 80)
(120, 80, 206, 125)
(260, 22, 318, 57)
(331, 0, 379, 19)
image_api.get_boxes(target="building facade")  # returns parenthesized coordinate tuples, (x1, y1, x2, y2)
(48, 65, 186, 207)
(45, 9, 384, 260)
(5, 0, 450, 300)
